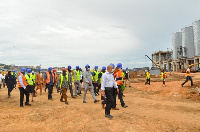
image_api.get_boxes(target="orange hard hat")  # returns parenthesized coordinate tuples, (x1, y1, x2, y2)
(62, 68, 66, 71)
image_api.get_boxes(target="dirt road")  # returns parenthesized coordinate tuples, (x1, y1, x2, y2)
(0, 72, 200, 132)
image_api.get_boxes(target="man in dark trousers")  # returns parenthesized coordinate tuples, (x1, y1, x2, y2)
(44, 67, 54, 100)
(18, 68, 31, 107)
(5, 71, 15, 98)
(101, 65, 119, 119)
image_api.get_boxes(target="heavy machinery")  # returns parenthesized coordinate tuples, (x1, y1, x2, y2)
(145, 55, 163, 71)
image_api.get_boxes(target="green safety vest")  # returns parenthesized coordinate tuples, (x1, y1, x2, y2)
(92, 70, 99, 82)
(25, 74, 34, 86)
(100, 72, 104, 84)
(60, 74, 69, 87)
(75, 70, 80, 81)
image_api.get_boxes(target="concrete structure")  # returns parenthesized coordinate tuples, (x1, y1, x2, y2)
(152, 50, 173, 72)
(172, 32, 182, 60)
(172, 20, 200, 71)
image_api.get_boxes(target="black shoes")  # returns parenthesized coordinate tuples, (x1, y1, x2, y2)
(83, 101, 86, 103)
(60, 99, 65, 102)
(48, 98, 53, 100)
(122, 105, 128, 108)
(105, 114, 113, 119)
(72, 96, 76, 98)
(181, 84, 183, 87)
(25, 103, 31, 106)
(94, 100, 99, 103)
(20, 106, 24, 108)
(65, 101, 68, 104)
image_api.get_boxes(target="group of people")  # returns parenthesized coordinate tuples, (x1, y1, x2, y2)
(1, 63, 131, 119)
(145, 67, 193, 87)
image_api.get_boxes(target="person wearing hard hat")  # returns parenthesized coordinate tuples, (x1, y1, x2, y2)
(83, 64, 99, 103)
(114, 63, 128, 108)
(79, 68, 83, 94)
(181, 67, 193, 87)
(92, 66, 99, 96)
(18, 68, 31, 107)
(44, 67, 55, 100)
(98, 66, 106, 109)
(36, 69, 44, 95)
(101, 65, 119, 119)
(145, 70, 150, 85)
(74, 66, 82, 96)
(5, 71, 15, 98)
(59, 68, 69, 104)
(32, 71, 36, 97)
(67, 65, 75, 98)
(25, 69, 35, 102)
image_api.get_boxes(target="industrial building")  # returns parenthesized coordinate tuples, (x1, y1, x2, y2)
(152, 50, 173, 72)
(172, 19, 200, 71)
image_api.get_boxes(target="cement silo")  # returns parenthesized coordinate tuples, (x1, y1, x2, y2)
(181, 26, 195, 58)
(172, 32, 182, 59)
(193, 20, 200, 56)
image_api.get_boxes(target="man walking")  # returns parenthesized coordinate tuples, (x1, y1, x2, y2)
(101, 65, 119, 119)
(25, 69, 34, 102)
(145, 70, 150, 85)
(18, 68, 31, 107)
(44, 67, 54, 100)
(83, 64, 99, 103)
(74, 66, 82, 96)
(181, 67, 193, 87)
(67, 66, 75, 98)
(92, 66, 99, 96)
(5, 71, 15, 98)
(36, 69, 44, 95)
(59, 68, 69, 104)
(124, 67, 131, 87)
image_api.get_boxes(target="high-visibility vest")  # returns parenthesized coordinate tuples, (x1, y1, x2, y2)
(46, 72, 55, 84)
(54, 72, 57, 81)
(146, 72, 150, 79)
(18, 73, 27, 88)
(25, 74, 34, 86)
(60, 74, 68, 87)
(100, 72, 104, 84)
(114, 70, 123, 85)
(161, 72, 166, 79)
(186, 68, 190, 76)
(75, 70, 80, 81)
(92, 70, 99, 82)
(32, 74, 36, 84)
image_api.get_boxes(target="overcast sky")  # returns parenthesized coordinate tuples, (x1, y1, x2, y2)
(0, 0, 200, 69)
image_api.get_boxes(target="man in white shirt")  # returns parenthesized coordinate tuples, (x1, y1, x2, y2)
(101, 65, 119, 119)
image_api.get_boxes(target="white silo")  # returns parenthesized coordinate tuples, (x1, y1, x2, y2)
(172, 32, 182, 59)
(181, 26, 195, 58)
(193, 20, 200, 56)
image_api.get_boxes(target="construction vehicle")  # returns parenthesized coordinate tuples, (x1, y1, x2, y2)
(145, 55, 163, 71)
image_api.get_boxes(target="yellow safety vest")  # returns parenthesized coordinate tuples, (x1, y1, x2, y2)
(60, 74, 68, 87)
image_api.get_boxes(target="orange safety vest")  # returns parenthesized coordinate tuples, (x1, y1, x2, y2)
(186, 68, 190, 76)
(54, 72, 57, 81)
(114, 70, 123, 85)
(46, 72, 55, 84)
(18, 73, 27, 88)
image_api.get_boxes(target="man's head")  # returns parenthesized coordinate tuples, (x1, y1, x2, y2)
(94, 66, 98, 71)
(85, 64, 90, 71)
(76, 66, 79, 71)
(27, 69, 32, 75)
(107, 65, 113, 73)
(102, 66, 106, 73)
(62, 68, 66, 76)
(48, 67, 52, 73)
(68, 65, 72, 71)
(117, 63, 122, 69)
(8, 71, 11, 75)
(38, 68, 42, 73)
(20, 68, 26, 75)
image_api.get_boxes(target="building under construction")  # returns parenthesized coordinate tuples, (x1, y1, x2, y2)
(172, 19, 200, 71)
(152, 50, 173, 72)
